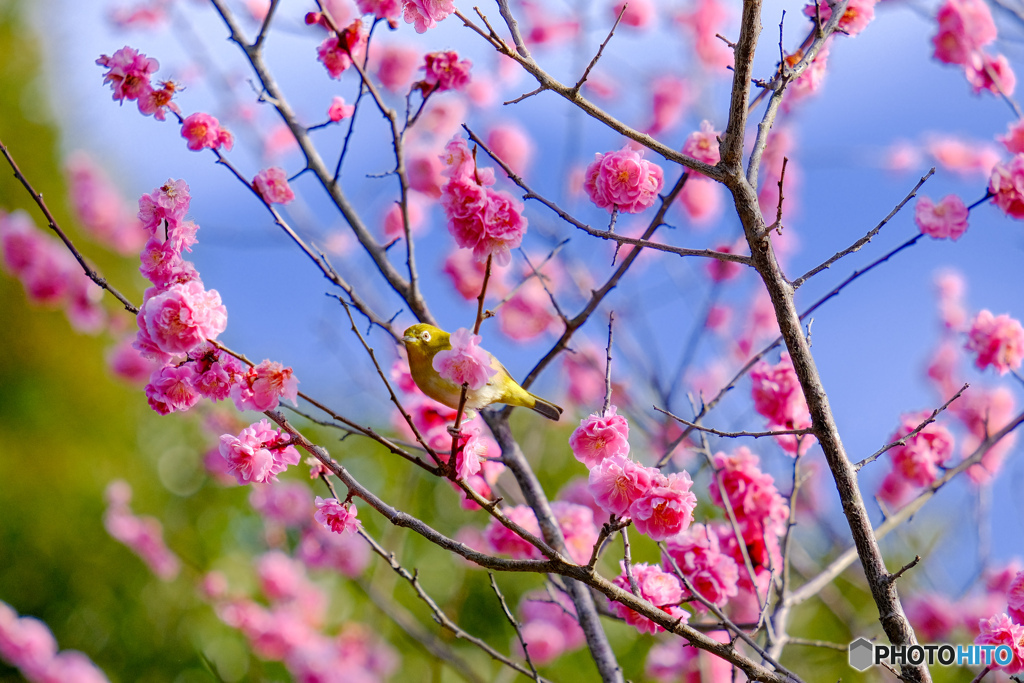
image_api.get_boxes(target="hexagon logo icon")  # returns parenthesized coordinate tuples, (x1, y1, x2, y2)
(849, 638, 874, 671)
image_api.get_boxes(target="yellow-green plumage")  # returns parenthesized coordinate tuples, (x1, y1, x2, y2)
(402, 323, 563, 421)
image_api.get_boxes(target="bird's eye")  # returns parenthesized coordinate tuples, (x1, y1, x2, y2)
(421, 330, 431, 342)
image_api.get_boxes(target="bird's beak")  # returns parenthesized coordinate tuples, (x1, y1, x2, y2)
(402, 334, 416, 343)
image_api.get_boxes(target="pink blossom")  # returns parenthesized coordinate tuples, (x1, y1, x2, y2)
(681, 120, 721, 167)
(613, 0, 654, 28)
(250, 481, 312, 527)
(180, 113, 233, 152)
(675, 0, 733, 70)
(676, 176, 722, 225)
(327, 96, 355, 122)
(485, 505, 542, 559)
(989, 153, 1024, 218)
(498, 277, 556, 340)
(257, 550, 316, 604)
(439, 136, 477, 180)
(630, 471, 697, 540)
(375, 44, 419, 91)
(517, 590, 585, 664)
(785, 40, 831, 108)
(316, 21, 368, 78)
(905, 594, 961, 641)
(644, 75, 691, 136)
(36, 650, 109, 683)
(382, 193, 426, 240)
(190, 343, 246, 402)
(103, 480, 181, 580)
(803, 0, 876, 36)
(569, 406, 630, 467)
(914, 194, 969, 239)
(886, 411, 955, 488)
(559, 477, 611, 526)
(521, 1, 580, 45)
(954, 386, 1017, 483)
(137, 280, 227, 356)
(231, 359, 299, 412)
(96, 46, 158, 101)
(563, 345, 607, 407)
(999, 120, 1024, 154)
(138, 178, 192, 235)
(441, 181, 490, 252)
(219, 419, 301, 485)
(356, 0, 401, 25)
(420, 51, 472, 92)
(442, 248, 492, 299)
(1008, 571, 1024, 624)
(431, 328, 497, 390)
(932, 0, 997, 65)
(664, 523, 739, 608)
(474, 188, 528, 265)
(588, 454, 655, 517)
(107, 335, 161, 384)
(0, 611, 57, 675)
(65, 151, 146, 255)
(407, 150, 447, 197)
(552, 501, 600, 565)
(298, 524, 370, 577)
(966, 310, 1024, 374)
(487, 123, 533, 176)
(609, 563, 688, 634)
(975, 613, 1024, 672)
(253, 167, 295, 205)
(965, 52, 1016, 95)
(750, 352, 814, 454)
(313, 496, 361, 535)
(403, 0, 455, 32)
(707, 242, 743, 282)
(145, 363, 201, 414)
(709, 448, 789, 545)
(584, 146, 665, 214)
(137, 79, 181, 121)
(928, 136, 1001, 176)
(0, 210, 46, 278)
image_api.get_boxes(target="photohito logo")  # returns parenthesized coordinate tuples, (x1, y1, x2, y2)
(848, 637, 1014, 671)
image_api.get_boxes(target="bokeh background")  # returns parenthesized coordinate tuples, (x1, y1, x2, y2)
(3, 0, 1024, 680)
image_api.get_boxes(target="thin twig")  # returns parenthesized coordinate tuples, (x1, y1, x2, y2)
(489, 573, 541, 682)
(602, 313, 615, 416)
(572, 4, 627, 94)
(655, 406, 814, 438)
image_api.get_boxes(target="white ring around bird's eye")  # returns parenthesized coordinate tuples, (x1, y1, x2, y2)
(422, 330, 431, 341)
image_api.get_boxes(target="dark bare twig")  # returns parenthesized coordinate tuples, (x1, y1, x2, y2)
(655, 406, 814, 438)
(888, 556, 921, 584)
(854, 384, 969, 471)
(489, 573, 541, 682)
(603, 313, 615, 416)
(620, 528, 640, 597)
(572, 4, 627, 94)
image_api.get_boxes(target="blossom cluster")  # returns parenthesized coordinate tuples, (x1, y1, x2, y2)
(96, 45, 180, 121)
(102, 480, 181, 581)
(576, 407, 697, 541)
(750, 352, 816, 456)
(439, 135, 528, 266)
(966, 309, 1024, 375)
(484, 501, 599, 565)
(206, 560, 398, 682)
(0, 601, 109, 683)
(932, 0, 1015, 96)
(218, 419, 302, 486)
(0, 210, 106, 334)
(65, 152, 147, 255)
(608, 562, 689, 634)
(972, 569, 1024, 673)
(877, 411, 955, 506)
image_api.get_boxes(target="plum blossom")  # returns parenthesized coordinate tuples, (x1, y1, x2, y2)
(219, 419, 301, 485)
(999, 120, 1024, 154)
(803, 0, 877, 36)
(431, 328, 497, 390)
(966, 310, 1024, 374)
(313, 496, 361, 535)
(680, 120, 721, 167)
(103, 480, 181, 580)
(144, 364, 201, 415)
(375, 44, 419, 91)
(750, 352, 815, 455)
(327, 96, 355, 122)
(403, 0, 455, 32)
(96, 46, 158, 102)
(609, 563, 688, 634)
(487, 123, 534, 176)
(965, 52, 1016, 95)
(231, 360, 300, 412)
(914, 194, 969, 239)
(253, 167, 295, 205)
(878, 412, 955, 505)
(180, 113, 233, 152)
(989, 154, 1024, 218)
(1008, 571, 1024, 624)
(975, 613, 1024, 672)
(485, 505, 542, 559)
(136, 280, 228, 357)
(932, 0, 997, 66)
(664, 523, 740, 608)
(316, 21, 367, 78)
(584, 146, 665, 214)
(356, 0, 401, 25)
(569, 406, 631, 467)
(420, 51, 472, 92)
(629, 471, 697, 540)
(517, 591, 585, 665)
(709, 448, 789, 546)
(588, 454, 655, 517)
(613, 0, 654, 28)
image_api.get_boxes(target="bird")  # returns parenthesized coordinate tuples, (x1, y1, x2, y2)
(402, 323, 563, 421)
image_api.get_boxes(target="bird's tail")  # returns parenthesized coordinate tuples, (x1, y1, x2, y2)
(529, 394, 563, 421)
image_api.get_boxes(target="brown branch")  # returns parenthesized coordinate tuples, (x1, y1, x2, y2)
(655, 406, 814, 438)
(489, 573, 541, 682)
(571, 4, 627, 94)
